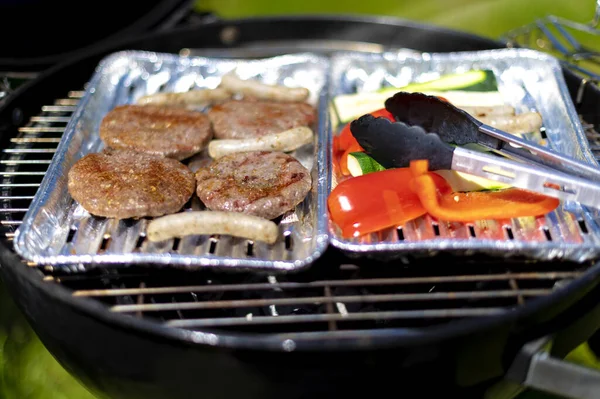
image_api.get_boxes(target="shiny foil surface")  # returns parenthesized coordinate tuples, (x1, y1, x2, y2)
(328, 48, 600, 263)
(14, 50, 331, 272)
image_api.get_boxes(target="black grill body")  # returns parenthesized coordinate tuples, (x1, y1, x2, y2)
(1, 15, 600, 399)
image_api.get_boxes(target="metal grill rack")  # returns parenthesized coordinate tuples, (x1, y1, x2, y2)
(0, 90, 597, 335)
(502, 1, 600, 82)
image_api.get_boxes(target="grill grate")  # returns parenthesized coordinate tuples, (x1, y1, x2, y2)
(503, 2, 600, 82)
(0, 90, 597, 336)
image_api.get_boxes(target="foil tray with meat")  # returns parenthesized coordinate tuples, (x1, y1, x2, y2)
(13, 50, 331, 272)
(327, 48, 600, 263)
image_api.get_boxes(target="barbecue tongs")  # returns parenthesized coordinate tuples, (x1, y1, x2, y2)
(385, 92, 600, 183)
(351, 113, 600, 210)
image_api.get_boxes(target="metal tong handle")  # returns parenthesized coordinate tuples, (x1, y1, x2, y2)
(452, 146, 600, 209)
(479, 124, 600, 182)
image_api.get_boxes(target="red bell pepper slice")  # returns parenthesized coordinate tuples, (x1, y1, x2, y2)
(408, 160, 560, 221)
(333, 108, 395, 176)
(328, 166, 452, 238)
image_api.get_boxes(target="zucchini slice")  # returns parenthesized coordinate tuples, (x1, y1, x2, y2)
(433, 170, 512, 192)
(332, 70, 501, 124)
(387, 70, 498, 93)
(344, 153, 511, 192)
(346, 152, 386, 177)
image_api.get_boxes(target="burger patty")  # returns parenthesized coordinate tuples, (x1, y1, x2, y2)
(207, 99, 316, 139)
(195, 151, 312, 220)
(99, 104, 212, 160)
(68, 149, 196, 219)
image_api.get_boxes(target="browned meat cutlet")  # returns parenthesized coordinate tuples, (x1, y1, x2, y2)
(195, 151, 312, 220)
(99, 104, 212, 161)
(68, 149, 195, 219)
(207, 99, 316, 139)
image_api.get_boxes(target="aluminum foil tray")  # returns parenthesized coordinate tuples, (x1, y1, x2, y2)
(13, 50, 331, 272)
(328, 48, 600, 263)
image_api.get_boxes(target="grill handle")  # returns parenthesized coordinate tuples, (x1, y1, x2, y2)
(486, 279, 600, 399)
(485, 336, 600, 399)
(525, 346, 600, 399)
(514, 282, 600, 399)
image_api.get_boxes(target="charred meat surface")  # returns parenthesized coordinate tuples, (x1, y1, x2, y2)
(207, 99, 316, 139)
(68, 149, 195, 219)
(99, 104, 212, 160)
(195, 151, 312, 220)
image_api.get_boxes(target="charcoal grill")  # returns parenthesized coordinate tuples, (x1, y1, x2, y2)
(1, 11, 600, 399)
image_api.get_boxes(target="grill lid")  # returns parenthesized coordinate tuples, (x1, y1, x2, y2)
(0, 0, 198, 72)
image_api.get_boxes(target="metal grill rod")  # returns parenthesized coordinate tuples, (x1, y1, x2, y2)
(165, 308, 509, 328)
(71, 272, 582, 297)
(502, 2, 600, 81)
(110, 289, 552, 313)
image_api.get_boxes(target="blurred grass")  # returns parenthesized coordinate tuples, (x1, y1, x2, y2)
(1, 1, 600, 398)
(194, 0, 597, 40)
(0, 279, 96, 399)
(195, 0, 600, 76)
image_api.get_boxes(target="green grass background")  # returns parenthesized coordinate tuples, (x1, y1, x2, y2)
(1, 1, 600, 398)
(194, 0, 596, 40)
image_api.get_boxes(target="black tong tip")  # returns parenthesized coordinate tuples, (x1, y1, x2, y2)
(349, 114, 454, 171)
(384, 91, 481, 147)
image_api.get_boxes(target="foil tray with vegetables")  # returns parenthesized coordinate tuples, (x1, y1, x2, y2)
(327, 48, 600, 263)
(13, 50, 330, 272)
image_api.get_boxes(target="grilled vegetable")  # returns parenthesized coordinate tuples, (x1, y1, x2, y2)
(432, 170, 511, 192)
(328, 159, 560, 238)
(333, 108, 394, 176)
(333, 90, 510, 125)
(327, 167, 452, 238)
(332, 69, 503, 123)
(346, 152, 386, 176)
(409, 159, 560, 222)
(345, 150, 510, 189)
(207, 126, 313, 158)
(219, 72, 310, 102)
(381, 69, 499, 93)
(344, 149, 511, 190)
(146, 211, 279, 244)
